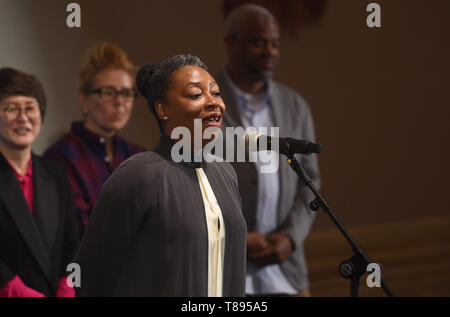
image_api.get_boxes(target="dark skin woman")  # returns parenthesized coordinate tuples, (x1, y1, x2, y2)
(74, 55, 247, 297)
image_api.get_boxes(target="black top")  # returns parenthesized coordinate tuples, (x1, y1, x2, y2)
(74, 134, 247, 296)
(0, 153, 79, 296)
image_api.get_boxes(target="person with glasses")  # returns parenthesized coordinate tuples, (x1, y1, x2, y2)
(44, 42, 144, 236)
(0, 68, 79, 297)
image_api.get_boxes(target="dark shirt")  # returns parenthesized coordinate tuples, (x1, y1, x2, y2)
(0, 153, 79, 297)
(44, 122, 144, 235)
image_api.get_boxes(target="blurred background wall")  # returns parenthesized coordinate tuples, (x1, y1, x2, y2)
(1, 0, 449, 296)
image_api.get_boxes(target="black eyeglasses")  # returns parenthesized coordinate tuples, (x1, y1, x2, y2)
(87, 86, 138, 101)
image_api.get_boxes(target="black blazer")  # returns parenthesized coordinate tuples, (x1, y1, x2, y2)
(0, 153, 79, 296)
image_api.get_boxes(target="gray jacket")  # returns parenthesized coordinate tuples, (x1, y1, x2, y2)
(216, 69, 321, 291)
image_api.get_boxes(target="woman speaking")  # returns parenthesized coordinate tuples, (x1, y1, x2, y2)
(74, 55, 247, 297)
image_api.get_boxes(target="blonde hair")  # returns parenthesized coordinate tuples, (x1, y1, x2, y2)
(78, 42, 136, 93)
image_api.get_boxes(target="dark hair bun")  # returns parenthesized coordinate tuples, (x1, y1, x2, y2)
(136, 62, 159, 101)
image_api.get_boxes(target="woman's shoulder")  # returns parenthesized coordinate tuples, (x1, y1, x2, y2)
(43, 131, 84, 158)
(32, 154, 70, 187)
(117, 150, 168, 170)
(104, 150, 169, 189)
(209, 159, 238, 183)
(115, 134, 146, 154)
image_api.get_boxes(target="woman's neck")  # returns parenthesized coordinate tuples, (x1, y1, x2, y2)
(84, 121, 116, 165)
(104, 137, 115, 166)
(0, 143, 31, 176)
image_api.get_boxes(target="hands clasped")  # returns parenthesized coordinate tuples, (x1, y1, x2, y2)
(247, 232, 294, 267)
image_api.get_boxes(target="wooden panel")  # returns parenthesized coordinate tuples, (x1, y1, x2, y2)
(305, 215, 450, 297)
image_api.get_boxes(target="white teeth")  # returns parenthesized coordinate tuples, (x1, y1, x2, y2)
(15, 128, 29, 133)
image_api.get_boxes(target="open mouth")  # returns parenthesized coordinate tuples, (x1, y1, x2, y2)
(202, 113, 222, 124)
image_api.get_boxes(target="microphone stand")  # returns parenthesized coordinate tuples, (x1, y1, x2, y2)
(285, 153, 394, 297)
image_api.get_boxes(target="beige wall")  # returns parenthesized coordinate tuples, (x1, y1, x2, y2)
(1, 0, 449, 296)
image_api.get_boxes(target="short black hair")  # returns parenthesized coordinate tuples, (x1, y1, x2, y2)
(136, 54, 208, 132)
(0, 67, 47, 119)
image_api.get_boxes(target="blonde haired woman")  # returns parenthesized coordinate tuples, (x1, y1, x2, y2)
(45, 42, 144, 236)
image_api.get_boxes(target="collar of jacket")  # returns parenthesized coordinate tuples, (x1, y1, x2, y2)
(155, 133, 208, 169)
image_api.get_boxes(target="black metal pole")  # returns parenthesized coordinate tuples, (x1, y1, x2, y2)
(351, 277, 361, 297)
(286, 154, 394, 297)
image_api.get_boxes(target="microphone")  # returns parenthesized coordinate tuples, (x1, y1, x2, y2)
(244, 132, 323, 155)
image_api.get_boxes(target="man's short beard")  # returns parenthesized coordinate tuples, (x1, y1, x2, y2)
(261, 69, 275, 79)
(248, 68, 274, 82)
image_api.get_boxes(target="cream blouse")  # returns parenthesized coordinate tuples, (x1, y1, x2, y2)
(195, 167, 226, 297)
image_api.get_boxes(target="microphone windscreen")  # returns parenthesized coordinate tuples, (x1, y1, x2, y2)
(307, 143, 323, 154)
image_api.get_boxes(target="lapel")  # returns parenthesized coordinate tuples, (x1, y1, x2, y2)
(267, 79, 285, 135)
(0, 154, 53, 282)
(268, 81, 290, 221)
(32, 155, 59, 255)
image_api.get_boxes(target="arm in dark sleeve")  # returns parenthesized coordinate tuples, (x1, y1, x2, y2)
(44, 151, 90, 236)
(0, 244, 44, 297)
(0, 201, 45, 296)
(73, 161, 152, 297)
(57, 168, 80, 297)
(0, 202, 15, 289)
(60, 167, 80, 275)
(0, 260, 14, 289)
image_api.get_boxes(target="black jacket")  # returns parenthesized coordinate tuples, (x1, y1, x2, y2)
(0, 153, 79, 296)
